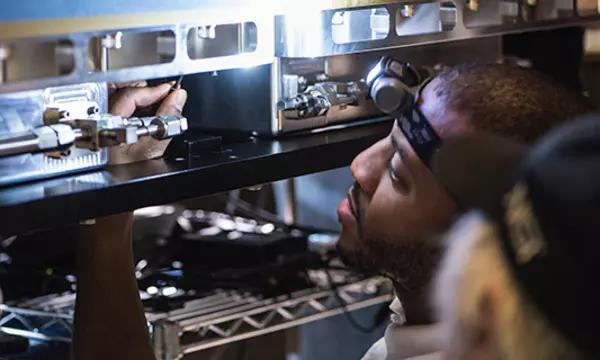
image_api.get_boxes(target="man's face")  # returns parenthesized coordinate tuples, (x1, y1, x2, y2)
(337, 78, 469, 286)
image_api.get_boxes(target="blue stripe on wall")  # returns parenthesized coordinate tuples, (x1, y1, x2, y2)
(0, 0, 250, 22)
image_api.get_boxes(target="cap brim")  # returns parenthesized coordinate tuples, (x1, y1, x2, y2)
(431, 133, 529, 216)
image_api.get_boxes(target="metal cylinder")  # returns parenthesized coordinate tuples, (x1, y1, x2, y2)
(467, 0, 479, 11)
(401, 5, 416, 18)
(0, 59, 6, 84)
(136, 124, 160, 138)
(0, 44, 10, 84)
(100, 32, 123, 72)
(370, 76, 408, 114)
(0, 133, 41, 157)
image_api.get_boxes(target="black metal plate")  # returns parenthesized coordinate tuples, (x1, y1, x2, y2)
(0, 121, 392, 235)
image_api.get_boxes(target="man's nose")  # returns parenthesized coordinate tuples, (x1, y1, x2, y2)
(350, 138, 392, 195)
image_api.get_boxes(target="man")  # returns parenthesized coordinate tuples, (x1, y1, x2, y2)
(73, 81, 187, 360)
(432, 115, 600, 359)
(337, 63, 592, 359)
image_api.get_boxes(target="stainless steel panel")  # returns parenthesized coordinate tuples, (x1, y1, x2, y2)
(0, 83, 108, 186)
(0, 9, 275, 94)
(275, 0, 599, 58)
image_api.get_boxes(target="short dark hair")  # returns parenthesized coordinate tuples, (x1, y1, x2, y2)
(432, 64, 594, 143)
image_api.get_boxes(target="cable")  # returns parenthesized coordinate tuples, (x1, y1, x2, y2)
(218, 193, 339, 235)
(324, 268, 384, 334)
(225, 190, 241, 215)
(236, 340, 247, 360)
(191, 194, 389, 333)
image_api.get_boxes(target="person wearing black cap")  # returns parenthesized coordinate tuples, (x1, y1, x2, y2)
(342, 62, 593, 360)
(432, 115, 600, 359)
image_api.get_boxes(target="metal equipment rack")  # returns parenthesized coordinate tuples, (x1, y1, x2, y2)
(0, 275, 393, 360)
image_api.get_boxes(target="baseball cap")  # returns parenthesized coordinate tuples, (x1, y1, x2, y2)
(430, 114, 600, 358)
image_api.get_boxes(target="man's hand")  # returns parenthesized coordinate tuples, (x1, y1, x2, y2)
(72, 81, 187, 360)
(108, 81, 188, 165)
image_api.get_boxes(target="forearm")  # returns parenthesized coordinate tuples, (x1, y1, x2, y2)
(73, 212, 155, 360)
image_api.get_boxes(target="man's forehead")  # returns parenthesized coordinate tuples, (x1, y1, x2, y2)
(390, 120, 408, 145)
(418, 77, 472, 138)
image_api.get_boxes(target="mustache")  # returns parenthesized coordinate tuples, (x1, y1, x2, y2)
(348, 182, 364, 225)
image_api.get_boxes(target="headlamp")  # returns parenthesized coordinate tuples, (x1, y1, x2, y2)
(367, 57, 442, 167)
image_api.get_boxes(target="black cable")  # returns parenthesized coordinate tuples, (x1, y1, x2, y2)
(236, 340, 247, 360)
(218, 194, 339, 235)
(323, 268, 382, 334)
(186, 194, 387, 332)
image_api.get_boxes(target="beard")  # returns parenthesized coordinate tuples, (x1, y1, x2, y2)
(338, 229, 444, 293)
(339, 182, 446, 292)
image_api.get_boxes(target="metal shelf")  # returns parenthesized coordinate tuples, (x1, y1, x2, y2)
(152, 276, 392, 359)
(0, 303, 74, 343)
(0, 121, 392, 235)
(0, 275, 393, 360)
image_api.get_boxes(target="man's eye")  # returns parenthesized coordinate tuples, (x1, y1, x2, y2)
(388, 153, 409, 194)
(388, 157, 401, 182)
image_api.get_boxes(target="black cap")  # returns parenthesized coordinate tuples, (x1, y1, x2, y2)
(431, 114, 600, 358)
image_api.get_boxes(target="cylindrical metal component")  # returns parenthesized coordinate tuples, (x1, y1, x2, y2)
(0, 124, 76, 158)
(98, 129, 118, 141)
(73, 128, 84, 140)
(467, 0, 479, 11)
(0, 43, 10, 84)
(0, 60, 6, 84)
(197, 25, 216, 40)
(136, 124, 160, 138)
(500, 0, 521, 22)
(0, 133, 40, 157)
(274, 178, 297, 225)
(370, 76, 408, 114)
(149, 116, 187, 139)
(100, 46, 110, 72)
(55, 41, 75, 75)
(43, 108, 70, 124)
(100, 32, 123, 72)
(401, 5, 416, 18)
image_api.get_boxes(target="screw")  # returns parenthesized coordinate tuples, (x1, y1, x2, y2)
(0, 43, 10, 83)
(197, 25, 216, 39)
(87, 106, 99, 115)
(101, 32, 123, 50)
(467, 0, 479, 11)
(401, 5, 415, 18)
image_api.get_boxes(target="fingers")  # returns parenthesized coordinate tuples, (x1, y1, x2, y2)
(156, 89, 188, 116)
(109, 82, 173, 117)
(108, 81, 148, 90)
(107, 81, 148, 97)
(106, 83, 187, 165)
(108, 137, 171, 165)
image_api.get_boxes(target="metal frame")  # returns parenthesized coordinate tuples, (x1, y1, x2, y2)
(0, 9, 274, 94)
(0, 303, 73, 343)
(275, 0, 600, 57)
(0, 275, 392, 360)
(152, 277, 392, 359)
(1, 1, 598, 94)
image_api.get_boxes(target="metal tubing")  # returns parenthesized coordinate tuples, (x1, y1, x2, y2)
(0, 133, 40, 157)
(136, 124, 160, 138)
